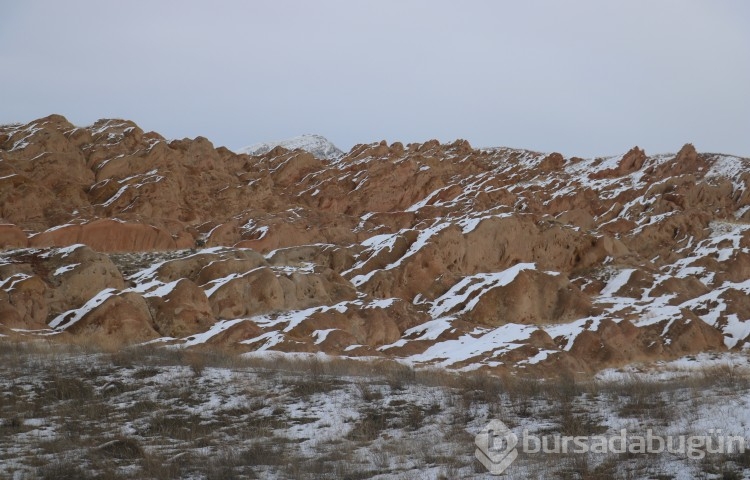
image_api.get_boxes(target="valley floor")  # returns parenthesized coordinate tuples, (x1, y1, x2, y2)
(1, 341, 749, 479)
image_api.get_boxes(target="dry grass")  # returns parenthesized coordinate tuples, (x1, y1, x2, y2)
(2, 339, 749, 479)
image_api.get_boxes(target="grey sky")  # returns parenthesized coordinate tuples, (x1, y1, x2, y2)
(2, 1, 748, 157)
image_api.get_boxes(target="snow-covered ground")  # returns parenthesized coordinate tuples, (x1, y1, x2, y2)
(237, 134, 343, 160)
(2, 342, 749, 479)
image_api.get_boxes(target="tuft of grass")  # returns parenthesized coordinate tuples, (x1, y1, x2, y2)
(39, 376, 94, 403)
(96, 437, 144, 460)
(0, 416, 25, 434)
(288, 376, 344, 397)
(355, 381, 384, 402)
(36, 458, 92, 480)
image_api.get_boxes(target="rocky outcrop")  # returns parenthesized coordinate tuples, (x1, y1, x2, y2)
(565, 314, 726, 371)
(208, 267, 285, 319)
(2, 115, 749, 375)
(60, 291, 159, 344)
(0, 224, 28, 249)
(30, 220, 182, 252)
(146, 279, 213, 338)
(589, 146, 647, 179)
(468, 270, 594, 327)
(1, 274, 48, 328)
(42, 245, 126, 316)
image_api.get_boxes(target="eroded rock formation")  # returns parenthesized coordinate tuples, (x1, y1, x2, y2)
(2, 114, 749, 374)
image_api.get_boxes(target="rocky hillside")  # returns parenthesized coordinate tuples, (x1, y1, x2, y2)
(1, 114, 749, 375)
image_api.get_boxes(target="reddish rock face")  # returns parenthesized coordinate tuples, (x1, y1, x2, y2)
(61, 291, 160, 344)
(30, 220, 178, 251)
(146, 278, 214, 338)
(467, 269, 595, 327)
(1, 115, 748, 374)
(0, 224, 27, 249)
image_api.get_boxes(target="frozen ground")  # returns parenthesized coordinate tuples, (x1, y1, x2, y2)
(1, 342, 749, 479)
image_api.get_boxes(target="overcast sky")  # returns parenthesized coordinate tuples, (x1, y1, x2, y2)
(2, 1, 748, 157)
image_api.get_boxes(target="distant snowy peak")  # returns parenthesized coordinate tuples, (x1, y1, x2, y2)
(238, 134, 343, 160)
